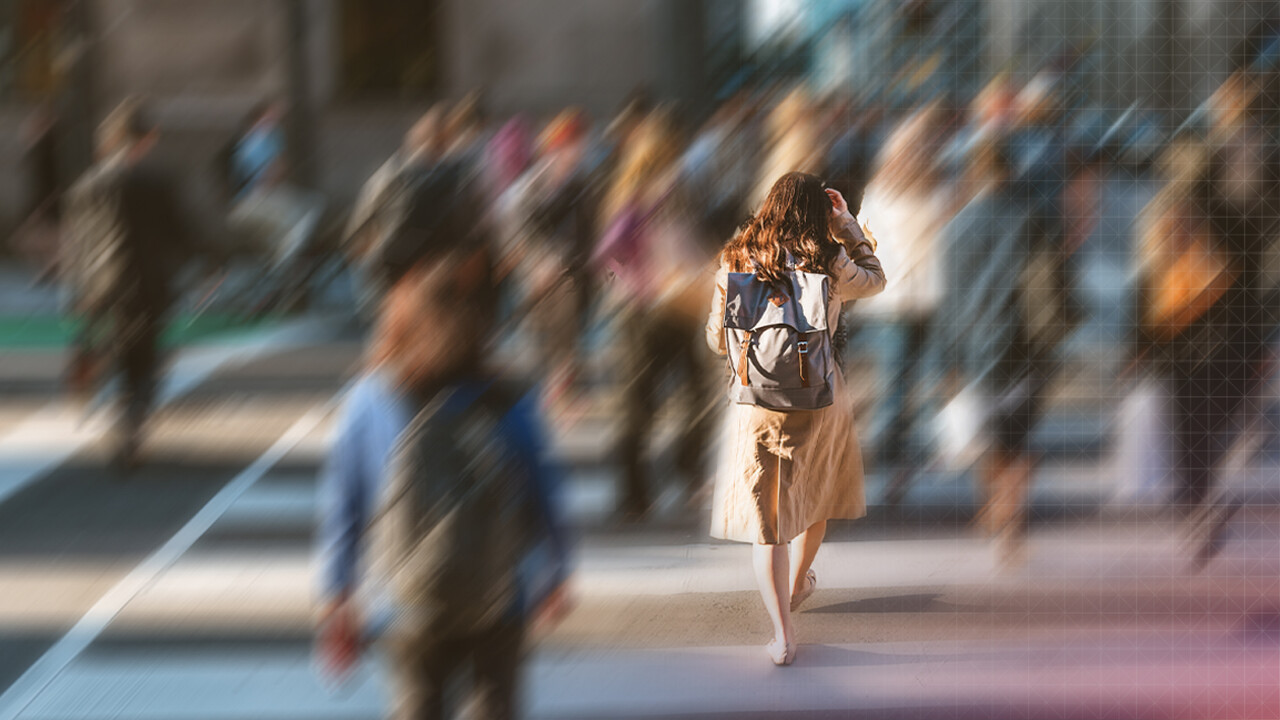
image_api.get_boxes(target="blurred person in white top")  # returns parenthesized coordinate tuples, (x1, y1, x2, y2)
(853, 102, 956, 500)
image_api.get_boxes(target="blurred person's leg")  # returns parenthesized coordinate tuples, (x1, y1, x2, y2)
(469, 620, 526, 720)
(618, 311, 661, 517)
(882, 318, 930, 505)
(531, 279, 582, 414)
(974, 446, 1013, 536)
(975, 446, 1031, 558)
(673, 315, 717, 497)
(1172, 358, 1240, 513)
(115, 310, 161, 468)
(67, 308, 109, 401)
(979, 384, 1039, 563)
(867, 319, 907, 456)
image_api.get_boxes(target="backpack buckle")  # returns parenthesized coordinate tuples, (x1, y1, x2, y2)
(797, 341, 809, 354)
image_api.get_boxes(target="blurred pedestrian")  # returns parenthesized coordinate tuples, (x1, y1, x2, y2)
(1007, 75, 1082, 359)
(933, 137, 1046, 564)
(501, 109, 597, 415)
(680, 95, 756, 249)
(10, 101, 64, 280)
(1134, 67, 1280, 537)
(344, 106, 447, 315)
(854, 103, 953, 503)
(483, 115, 534, 200)
(61, 98, 202, 468)
(820, 96, 884, 219)
(749, 88, 823, 210)
(223, 99, 327, 312)
(316, 170, 569, 720)
(706, 173, 884, 665)
(594, 110, 720, 518)
(440, 90, 489, 169)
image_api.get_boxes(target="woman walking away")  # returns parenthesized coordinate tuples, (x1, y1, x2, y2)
(706, 172, 885, 666)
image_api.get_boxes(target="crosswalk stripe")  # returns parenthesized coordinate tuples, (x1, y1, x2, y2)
(0, 403, 335, 720)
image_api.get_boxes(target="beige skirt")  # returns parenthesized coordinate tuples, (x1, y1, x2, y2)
(709, 372, 867, 545)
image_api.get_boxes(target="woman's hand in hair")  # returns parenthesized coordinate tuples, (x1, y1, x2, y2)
(825, 188, 855, 229)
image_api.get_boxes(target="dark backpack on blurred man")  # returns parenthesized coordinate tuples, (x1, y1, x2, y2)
(373, 379, 540, 636)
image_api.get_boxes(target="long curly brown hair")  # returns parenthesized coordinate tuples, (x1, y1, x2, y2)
(721, 171, 839, 284)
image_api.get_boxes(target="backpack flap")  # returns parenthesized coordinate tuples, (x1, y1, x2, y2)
(723, 271, 829, 334)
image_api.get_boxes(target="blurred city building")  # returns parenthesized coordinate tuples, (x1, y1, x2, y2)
(0, 0, 1274, 236)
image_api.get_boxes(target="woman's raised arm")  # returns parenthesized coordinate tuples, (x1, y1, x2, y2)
(830, 216, 886, 301)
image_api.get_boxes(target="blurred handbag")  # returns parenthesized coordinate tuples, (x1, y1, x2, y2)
(1144, 206, 1235, 340)
(932, 382, 990, 469)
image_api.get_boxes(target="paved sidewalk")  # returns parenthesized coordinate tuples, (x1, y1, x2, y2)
(10, 499, 1280, 720)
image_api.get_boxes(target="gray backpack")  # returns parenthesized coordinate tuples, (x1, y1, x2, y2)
(62, 162, 135, 314)
(723, 266, 835, 411)
(371, 382, 537, 636)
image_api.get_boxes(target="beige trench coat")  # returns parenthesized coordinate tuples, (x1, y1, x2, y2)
(706, 218, 886, 544)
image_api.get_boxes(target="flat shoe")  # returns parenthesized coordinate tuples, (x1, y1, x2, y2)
(766, 638, 796, 666)
(790, 569, 816, 612)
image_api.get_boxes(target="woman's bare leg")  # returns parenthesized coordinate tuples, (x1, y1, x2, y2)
(752, 543, 792, 650)
(789, 520, 827, 594)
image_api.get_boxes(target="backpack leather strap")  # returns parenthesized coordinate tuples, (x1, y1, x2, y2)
(797, 339, 809, 387)
(737, 331, 752, 386)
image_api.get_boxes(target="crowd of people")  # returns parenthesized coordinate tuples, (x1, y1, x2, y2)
(27, 48, 1280, 715)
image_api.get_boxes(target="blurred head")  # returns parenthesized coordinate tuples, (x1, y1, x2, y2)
(1014, 74, 1061, 126)
(96, 97, 156, 162)
(250, 100, 285, 130)
(606, 87, 654, 145)
(972, 75, 1016, 131)
(404, 105, 447, 160)
(601, 109, 680, 223)
(1155, 136, 1212, 209)
(768, 87, 812, 140)
(721, 171, 839, 284)
(873, 102, 947, 195)
(443, 91, 484, 151)
(965, 133, 1014, 190)
(538, 108, 589, 156)
(372, 247, 498, 393)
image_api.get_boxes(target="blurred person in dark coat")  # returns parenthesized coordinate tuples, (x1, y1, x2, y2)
(593, 110, 720, 519)
(499, 110, 598, 415)
(61, 98, 200, 469)
(344, 106, 448, 315)
(933, 137, 1046, 563)
(1135, 64, 1280, 525)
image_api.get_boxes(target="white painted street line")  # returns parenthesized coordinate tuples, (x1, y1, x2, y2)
(156, 314, 342, 404)
(0, 403, 110, 506)
(0, 403, 334, 720)
(106, 520, 1279, 629)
